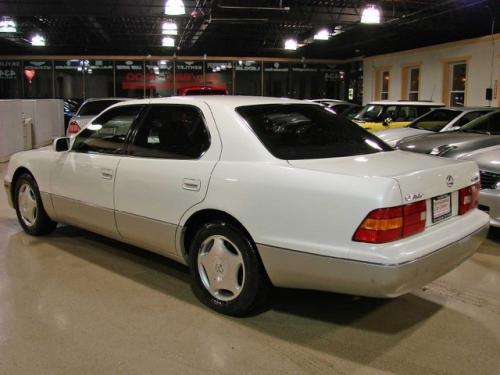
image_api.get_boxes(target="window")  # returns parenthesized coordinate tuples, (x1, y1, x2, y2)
(236, 104, 392, 160)
(72, 105, 143, 154)
(380, 71, 390, 100)
(410, 109, 459, 132)
(408, 67, 420, 101)
(455, 111, 490, 127)
(129, 105, 210, 159)
(354, 105, 384, 122)
(449, 62, 467, 107)
(461, 111, 500, 135)
(77, 99, 124, 116)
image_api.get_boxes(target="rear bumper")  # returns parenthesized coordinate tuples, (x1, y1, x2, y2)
(257, 224, 489, 298)
(479, 189, 500, 227)
(4, 180, 12, 208)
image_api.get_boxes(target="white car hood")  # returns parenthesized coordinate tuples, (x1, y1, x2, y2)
(376, 128, 430, 146)
(289, 150, 478, 201)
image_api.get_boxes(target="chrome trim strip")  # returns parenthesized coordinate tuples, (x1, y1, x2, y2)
(256, 225, 488, 268)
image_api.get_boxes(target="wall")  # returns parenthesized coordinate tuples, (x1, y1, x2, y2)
(363, 34, 500, 106)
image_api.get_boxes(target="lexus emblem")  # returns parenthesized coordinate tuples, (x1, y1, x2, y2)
(446, 175, 454, 187)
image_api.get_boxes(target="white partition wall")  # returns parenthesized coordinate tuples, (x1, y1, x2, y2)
(0, 99, 64, 162)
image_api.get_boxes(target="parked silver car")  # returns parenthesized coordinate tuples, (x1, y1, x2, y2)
(457, 146, 500, 227)
(377, 107, 494, 147)
(67, 98, 130, 136)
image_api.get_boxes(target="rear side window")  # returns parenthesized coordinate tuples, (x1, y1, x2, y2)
(236, 104, 393, 160)
(128, 105, 210, 159)
(456, 111, 490, 127)
(410, 109, 458, 131)
(462, 111, 500, 135)
(78, 100, 124, 116)
(72, 105, 142, 154)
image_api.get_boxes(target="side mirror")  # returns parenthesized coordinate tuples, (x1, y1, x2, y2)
(53, 137, 70, 152)
(382, 117, 393, 126)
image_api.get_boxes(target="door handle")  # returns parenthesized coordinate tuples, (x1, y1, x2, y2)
(182, 178, 201, 191)
(100, 168, 113, 180)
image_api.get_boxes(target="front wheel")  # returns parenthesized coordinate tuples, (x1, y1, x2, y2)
(14, 174, 57, 236)
(189, 221, 270, 316)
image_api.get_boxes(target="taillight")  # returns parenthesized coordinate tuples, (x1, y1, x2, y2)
(459, 182, 480, 215)
(353, 201, 427, 244)
(68, 120, 81, 134)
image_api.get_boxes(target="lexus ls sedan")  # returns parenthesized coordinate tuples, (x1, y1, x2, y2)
(4, 96, 489, 316)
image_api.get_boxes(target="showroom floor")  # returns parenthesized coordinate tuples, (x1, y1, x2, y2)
(0, 163, 499, 375)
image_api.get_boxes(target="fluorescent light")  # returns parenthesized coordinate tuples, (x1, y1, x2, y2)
(162, 36, 175, 47)
(361, 4, 381, 24)
(314, 29, 330, 41)
(31, 34, 46, 46)
(165, 0, 185, 15)
(284, 38, 298, 50)
(0, 18, 16, 33)
(162, 21, 178, 35)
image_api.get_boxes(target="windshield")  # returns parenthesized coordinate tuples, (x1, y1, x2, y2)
(461, 111, 500, 135)
(409, 109, 459, 132)
(78, 100, 124, 116)
(354, 105, 384, 121)
(236, 104, 393, 160)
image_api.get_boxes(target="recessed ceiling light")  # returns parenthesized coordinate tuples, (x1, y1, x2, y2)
(162, 36, 175, 47)
(284, 38, 298, 50)
(314, 29, 330, 40)
(31, 34, 46, 46)
(162, 21, 178, 35)
(361, 4, 381, 24)
(165, 0, 185, 16)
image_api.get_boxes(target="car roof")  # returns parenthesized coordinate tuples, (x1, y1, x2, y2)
(111, 95, 312, 109)
(367, 101, 444, 106)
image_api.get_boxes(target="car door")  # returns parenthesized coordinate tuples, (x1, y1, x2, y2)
(51, 104, 144, 239)
(114, 102, 222, 256)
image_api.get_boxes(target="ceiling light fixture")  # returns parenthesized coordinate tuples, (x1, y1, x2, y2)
(361, 4, 381, 24)
(162, 21, 178, 35)
(31, 34, 46, 46)
(284, 38, 298, 50)
(314, 29, 330, 41)
(0, 17, 16, 33)
(162, 36, 175, 47)
(165, 0, 185, 16)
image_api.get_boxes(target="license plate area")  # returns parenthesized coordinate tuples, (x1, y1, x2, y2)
(432, 194, 452, 223)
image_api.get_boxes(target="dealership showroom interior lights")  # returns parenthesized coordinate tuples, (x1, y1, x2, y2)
(1, 0, 500, 374)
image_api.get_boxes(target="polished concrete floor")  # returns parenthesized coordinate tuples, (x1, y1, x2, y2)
(1, 162, 499, 375)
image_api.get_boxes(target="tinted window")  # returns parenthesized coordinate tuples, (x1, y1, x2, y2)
(354, 105, 384, 121)
(410, 109, 459, 132)
(129, 105, 210, 159)
(236, 104, 393, 160)
(329, 104, 350, 114)
(456, 111, 490, 127)
(184, 89, 227, 95)
(462, 111, 500, 135)
(78, 100, 124, 116)
(72, 105, 142, 154)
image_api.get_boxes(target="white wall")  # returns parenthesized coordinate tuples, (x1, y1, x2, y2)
(363, 34, 500, 106)
(0, 100, 24, 162)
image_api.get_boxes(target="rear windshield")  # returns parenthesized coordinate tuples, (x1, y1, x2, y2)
(409, 109, 459, 132)
(78, 100, 123, 116)
(236, 104, 393, 160)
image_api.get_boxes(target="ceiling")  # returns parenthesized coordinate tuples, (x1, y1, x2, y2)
(0, 0, 499, 60)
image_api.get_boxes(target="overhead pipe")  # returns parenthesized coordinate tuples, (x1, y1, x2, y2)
(217, 0, 290, 12)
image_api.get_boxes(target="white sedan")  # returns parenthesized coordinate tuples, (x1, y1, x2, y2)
(4, 96, 489, 316)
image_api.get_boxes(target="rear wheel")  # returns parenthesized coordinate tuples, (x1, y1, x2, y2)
(14, 174, 57, 236)
(189, 221, 270, 316)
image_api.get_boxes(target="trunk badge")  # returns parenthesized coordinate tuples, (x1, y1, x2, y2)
(446, 175, 454, 187)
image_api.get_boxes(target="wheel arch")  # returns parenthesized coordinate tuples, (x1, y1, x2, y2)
(180, 209, 256, 260)
(10, 167, 34, 208)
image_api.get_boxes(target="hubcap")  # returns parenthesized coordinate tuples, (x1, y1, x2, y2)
(197, 235, 245, 302)
(18, 183, 37, 227)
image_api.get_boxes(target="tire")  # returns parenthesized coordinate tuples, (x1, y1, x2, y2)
(14, 173, 57, 236)
(189, 221, 270, 316)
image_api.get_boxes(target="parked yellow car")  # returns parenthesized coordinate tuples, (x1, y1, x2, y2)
(353, 101, 444, 132)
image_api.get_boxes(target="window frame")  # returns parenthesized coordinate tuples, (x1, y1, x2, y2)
(124, 104, 212, 160)
(448, 61, 467, 107)
(71, 104, 146, 155)
(380, 70, 390, 100)
(407, 67, 420, 101)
